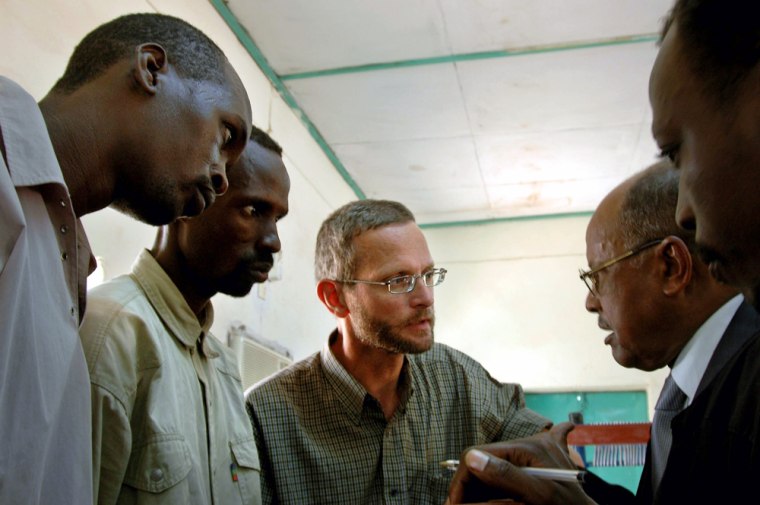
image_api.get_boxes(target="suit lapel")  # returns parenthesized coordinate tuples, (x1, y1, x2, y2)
(696, 301, 760, 397)
(642, 300, 759, 503)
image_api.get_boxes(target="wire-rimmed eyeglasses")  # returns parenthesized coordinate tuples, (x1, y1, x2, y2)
(579, 239, 663, 295)
(337, 268, 447, 294)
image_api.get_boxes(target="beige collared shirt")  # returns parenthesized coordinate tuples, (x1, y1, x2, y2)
(0, 76, 94, 505)
(80, 250, 261, 505)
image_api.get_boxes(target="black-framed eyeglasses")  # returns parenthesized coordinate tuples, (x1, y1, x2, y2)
(337, 268, 447, 294)
(579, 239, 663, 295)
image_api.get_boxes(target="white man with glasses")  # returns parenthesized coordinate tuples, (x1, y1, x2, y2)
(246, 199, 549, 505)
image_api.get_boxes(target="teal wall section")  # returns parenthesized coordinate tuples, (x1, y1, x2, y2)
(525, 391, 648, 493)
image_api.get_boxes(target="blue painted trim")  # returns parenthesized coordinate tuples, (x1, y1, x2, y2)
(280, 35, 659, 80)
(419, 211, 593, 229)
(210, 0, 366, 199)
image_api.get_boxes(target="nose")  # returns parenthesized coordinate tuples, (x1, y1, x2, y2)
(260, 222, 282, 254)
(410, 279, 434, 308)
(585, 290, 600, 313)
(675, 191, 696, 232)
(674, 173, 696, 232)
(210, 164, 229, 196)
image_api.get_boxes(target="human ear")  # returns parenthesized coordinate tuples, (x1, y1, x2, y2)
(659, 236, 692, 296)
(316, 280, 349, 318)
(132, 43, 168, 95)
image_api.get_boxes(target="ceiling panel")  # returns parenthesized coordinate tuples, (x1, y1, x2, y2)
(227, 0, 450, 74)
(285, 64, 470, 144)
(380, 186, 492, 222)
(458, 43, 658, 135)
(219, 0, 674, 224)
(476, 125, 653, 186)
(486, 176, 623, 218)
(333, 137, 483, 191)
(440, 0, 672, 54)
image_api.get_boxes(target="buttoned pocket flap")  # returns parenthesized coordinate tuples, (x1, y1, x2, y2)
(124, 435, 192, 493)
(230, 438, 260, 470)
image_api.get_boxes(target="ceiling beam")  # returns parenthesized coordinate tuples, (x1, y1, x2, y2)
(280, 34, 659, 81)
(419, 210, 593, 229)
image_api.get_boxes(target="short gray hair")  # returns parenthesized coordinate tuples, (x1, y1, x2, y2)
(315, 199, 415, 281)
(618, 160, 695, 255)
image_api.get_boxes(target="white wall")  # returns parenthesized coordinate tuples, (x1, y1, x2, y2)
(424, 216, 667, 415)
(2, 0, 665, 417)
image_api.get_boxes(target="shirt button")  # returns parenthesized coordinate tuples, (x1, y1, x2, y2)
(150, 468, 163, 482)
(70, 307, 76, 316)
(61, 251, 68, 261)
(59, 199, 66, 207)
(389, 489, 398, 497)
(60, 224, 68, 234)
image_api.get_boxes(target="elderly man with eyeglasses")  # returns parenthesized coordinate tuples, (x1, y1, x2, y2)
(246, 199, 549, 505)
(446, 162, 760, 505)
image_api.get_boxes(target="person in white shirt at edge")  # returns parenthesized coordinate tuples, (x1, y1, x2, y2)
(0, 13, 252, 505)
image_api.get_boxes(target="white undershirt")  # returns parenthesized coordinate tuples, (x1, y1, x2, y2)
(670, 294, 743, 406)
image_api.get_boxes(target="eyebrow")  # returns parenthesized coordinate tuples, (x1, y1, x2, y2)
(247, 197, 289, 217)
(386, 264, 437, 277)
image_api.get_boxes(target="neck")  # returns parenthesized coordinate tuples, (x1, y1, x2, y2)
(38, 91, 114, 217)
(150, 231, 213, 317)
(330, 327, 405, 420)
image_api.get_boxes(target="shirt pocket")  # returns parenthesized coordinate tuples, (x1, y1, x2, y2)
(426, 466, 453, 502)
(123, 434, 192, 494)
(230, 437, 262, 504)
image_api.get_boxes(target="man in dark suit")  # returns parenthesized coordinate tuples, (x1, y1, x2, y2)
(445, 162, 760, 504)
(649, 0, 760, 312)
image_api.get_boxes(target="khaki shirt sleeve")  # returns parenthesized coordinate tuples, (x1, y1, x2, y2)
(91, 383, 132, 505)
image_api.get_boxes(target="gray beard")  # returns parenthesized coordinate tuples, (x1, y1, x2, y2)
(352, 306, 435, 354)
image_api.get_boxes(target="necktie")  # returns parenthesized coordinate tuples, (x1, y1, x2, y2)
(650, 373, 687, 494)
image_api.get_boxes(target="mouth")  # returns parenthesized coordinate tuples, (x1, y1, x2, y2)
(707, 261, 726, 284)
(695, 243, 731, 283)
(597, 319, 614, 345)
(199, 185, 216, 210)
(597, 317, 612, 331)
(407, 318, 432, 331)
(183, 186, 215, 218)
(249, 262, 274, 282)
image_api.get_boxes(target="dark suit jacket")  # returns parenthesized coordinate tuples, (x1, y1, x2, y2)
(585, 301, 760, 505)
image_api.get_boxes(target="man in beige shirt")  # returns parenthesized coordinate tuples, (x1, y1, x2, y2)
(80, 127, 289, 504)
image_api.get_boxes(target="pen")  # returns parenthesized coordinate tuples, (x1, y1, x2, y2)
(439, 460, 585, 483)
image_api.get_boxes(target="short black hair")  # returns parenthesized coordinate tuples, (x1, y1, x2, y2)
(53, 13, 227, 94)
(250, 124, 283, 156)
(662, 0, 760, 104)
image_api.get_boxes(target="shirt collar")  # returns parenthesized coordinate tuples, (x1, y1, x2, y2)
(131, 249, 218, 358)
(671, 294, 743, 405)
(320, 329, 415, 424)
(0, 77, 66, 188)
(321, 330, 367, 424)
